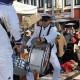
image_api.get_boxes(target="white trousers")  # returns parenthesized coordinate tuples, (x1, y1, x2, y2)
(26, 72, 34, 80)
(50, 44, 61, 80)
(0, 55, 13, 80)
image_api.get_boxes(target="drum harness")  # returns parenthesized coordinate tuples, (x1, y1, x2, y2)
(39, 24, 54, 47)
(39, 24, 54, 58)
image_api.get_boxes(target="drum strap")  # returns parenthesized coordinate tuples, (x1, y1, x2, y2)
(39, 25, 54, 48)
(39, 25, 52, 37)
(39, 26, 42, 37)
(0, 18, 15, 48)
(0, 18, 10, 37)
(47, 25, 52, 35)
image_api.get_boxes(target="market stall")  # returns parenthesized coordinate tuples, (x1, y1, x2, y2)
(12, 1, 37, 15)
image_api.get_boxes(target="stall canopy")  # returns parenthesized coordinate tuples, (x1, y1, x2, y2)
(12, 1, 37, 15)
(20, 14, 41, 28)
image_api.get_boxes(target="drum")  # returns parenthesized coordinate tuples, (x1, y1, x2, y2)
(13, 54, 29, 76)
(28, 43, 50, 75)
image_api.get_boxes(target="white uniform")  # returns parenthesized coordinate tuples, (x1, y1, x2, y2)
(0, 4, 21, 80)
(26, 24, 61, 80)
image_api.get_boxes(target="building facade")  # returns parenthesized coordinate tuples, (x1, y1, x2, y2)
(16, 0, 80, 19)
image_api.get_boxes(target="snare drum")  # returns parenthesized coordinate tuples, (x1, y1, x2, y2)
(13, 55, 29, 76)
(28, 43, 50, 75)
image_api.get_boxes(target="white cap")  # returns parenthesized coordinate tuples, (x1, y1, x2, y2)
(66, 23, 75, 26)
(41, 13, 55, 20)
(41, 13, 52, 17)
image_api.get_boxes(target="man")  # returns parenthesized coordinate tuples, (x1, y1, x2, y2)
(55, 32, 67, 64)
(26, 13, 61, 80)
(0, 0, 22, 80)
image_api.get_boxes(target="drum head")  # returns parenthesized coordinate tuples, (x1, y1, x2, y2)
(31, 37, 48, 48)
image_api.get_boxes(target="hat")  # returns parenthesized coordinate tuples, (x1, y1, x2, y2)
(41, 13, 53, 21)
(66, 23, 75, 26)
(41, 13, 52, 18)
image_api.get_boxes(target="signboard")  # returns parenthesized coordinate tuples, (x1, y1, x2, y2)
(55, 12, 71, 19)
(56, 0, 62, 9)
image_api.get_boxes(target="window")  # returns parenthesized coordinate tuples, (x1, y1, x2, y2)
(31, 0, 34, 5)
(65, 0, 71, 6)
(75, 0, 80, 5)
(31, 0, 36, 6)
(54, 0, 56, 7)
(34, 0, 36, 6)
(47, 0, 52, 8)
(24, 0, 28, 4)
(39, 0, 44, 8)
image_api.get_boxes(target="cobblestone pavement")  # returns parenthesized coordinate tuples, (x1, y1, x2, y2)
(40, 70, 80, 80)
(14, 70, 80, 80)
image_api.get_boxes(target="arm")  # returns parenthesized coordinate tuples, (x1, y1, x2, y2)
(45, 27, 57, 44)
(26, 26, 40, 47)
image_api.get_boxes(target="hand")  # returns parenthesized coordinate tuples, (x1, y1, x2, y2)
(40, 37, 45, 43)
(23, 44, 28, 49)
(36, 38, 41, 43)
(16, 44, 22, 53)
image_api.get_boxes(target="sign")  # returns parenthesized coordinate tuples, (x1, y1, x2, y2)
(55, 12, 71, 19)
(56, 0, 62, 9)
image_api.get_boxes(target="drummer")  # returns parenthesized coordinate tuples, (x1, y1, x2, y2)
(25, 13, 61, 80)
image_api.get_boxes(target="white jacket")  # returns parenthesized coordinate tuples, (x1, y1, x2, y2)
(26, 24, 57, 47)
(0, 5, 21, 58)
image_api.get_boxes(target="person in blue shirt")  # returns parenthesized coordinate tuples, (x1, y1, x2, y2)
(0, 0, 22, 80)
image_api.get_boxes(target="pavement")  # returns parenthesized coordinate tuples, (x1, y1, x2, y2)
(40, 70, 80, 80)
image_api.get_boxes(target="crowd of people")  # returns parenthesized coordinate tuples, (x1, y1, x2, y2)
(20, 13, 80, 80)
(0, 0, 80, 80)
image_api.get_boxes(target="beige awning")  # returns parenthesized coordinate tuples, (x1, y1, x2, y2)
(20, 14, 41, 28)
